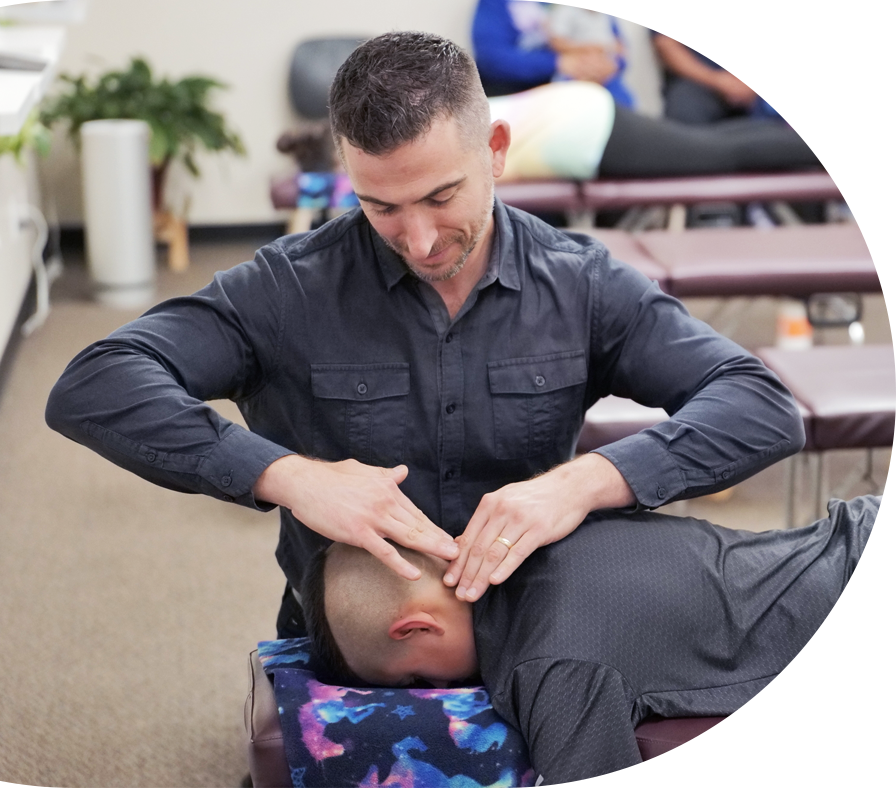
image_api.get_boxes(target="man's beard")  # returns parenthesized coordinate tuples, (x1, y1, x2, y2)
(386, 187, 494, 283)
(397, 237, 473, 283)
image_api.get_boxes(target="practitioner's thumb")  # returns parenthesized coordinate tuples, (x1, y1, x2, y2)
(389, 464, 409, 484)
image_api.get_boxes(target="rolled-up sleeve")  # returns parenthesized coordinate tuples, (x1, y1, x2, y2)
(45, 250, 296, 509)
(589, 256, 805, 508)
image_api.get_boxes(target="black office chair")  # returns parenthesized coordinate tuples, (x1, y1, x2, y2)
(287, 36, 367, 120)
(271, 36, 368, 233)
(274, 36, 368, 233)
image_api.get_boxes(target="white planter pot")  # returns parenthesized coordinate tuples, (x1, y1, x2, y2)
(80, 119, 155, 308)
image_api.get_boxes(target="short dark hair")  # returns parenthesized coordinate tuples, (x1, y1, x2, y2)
(328, 30, 490, 156)
(301, 547, 364, 686)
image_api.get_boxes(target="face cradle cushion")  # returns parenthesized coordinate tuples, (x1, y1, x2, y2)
(248, 639, 535, 788)
(247, 640, 730, 787)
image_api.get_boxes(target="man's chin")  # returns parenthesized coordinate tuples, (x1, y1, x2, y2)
(383, 236, 471, 283)
(402, 247, 470, 282)
(406, 259, 466, 283)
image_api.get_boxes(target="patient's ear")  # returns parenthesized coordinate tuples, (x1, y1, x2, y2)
(388, 613, 445, 641)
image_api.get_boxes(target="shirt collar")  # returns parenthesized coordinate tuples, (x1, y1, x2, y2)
(490, 198, 521, 292)
(371, 226, 410, 291)
(370, 197, 522, 293)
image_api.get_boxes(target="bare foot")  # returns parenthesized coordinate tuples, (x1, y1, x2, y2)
(807, 120, 849, 145)
(828, 134, 896, 195)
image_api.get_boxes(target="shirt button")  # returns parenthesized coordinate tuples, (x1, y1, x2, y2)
(223, 495, 234, 503)
(657, 486, 667, 499)
(357, 382, 368, 395)
(535, 375, 546, 387)
(444, 470, 455, 480)
(222, 476, 232, 487)
(445, 333, 454, 343)
(722, 470, 731, 480)
(146, 451, 156, 462)
(446, 403, 456, 414)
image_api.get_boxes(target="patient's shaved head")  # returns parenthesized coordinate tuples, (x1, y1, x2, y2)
(303, 541, 478, 687)
(319, 543, 443, 681)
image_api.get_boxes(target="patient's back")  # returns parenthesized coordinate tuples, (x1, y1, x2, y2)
(474, 495, 876, 718)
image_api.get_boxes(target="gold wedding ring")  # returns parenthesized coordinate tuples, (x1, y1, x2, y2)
(495, 536, 515, 550)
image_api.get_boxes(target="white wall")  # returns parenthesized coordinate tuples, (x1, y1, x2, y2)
(39, 0, 662, 227)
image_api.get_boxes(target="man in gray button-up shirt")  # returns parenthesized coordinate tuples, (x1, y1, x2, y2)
(46, 32, 804, 631)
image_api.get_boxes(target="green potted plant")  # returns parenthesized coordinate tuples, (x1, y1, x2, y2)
(0, 111, 52, 163)
(40, 57, 245, 270)
(41, 56, 245, 212)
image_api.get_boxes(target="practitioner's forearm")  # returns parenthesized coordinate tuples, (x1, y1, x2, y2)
(45, 334, 292, 508)
(559, 451, 636, 513)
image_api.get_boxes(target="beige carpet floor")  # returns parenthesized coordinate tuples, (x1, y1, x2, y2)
(1, 238, 286, 788)
(0, 233, 890, 787)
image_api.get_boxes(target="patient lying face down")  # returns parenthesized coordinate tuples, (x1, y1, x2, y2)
(303, 499, 875, 784)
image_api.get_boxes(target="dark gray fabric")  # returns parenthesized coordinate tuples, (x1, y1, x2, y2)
(46, 201, 803, 591)
(600, 106, 820, 178)
(473, 496, 877, 784)
(663, 76, 743, 125)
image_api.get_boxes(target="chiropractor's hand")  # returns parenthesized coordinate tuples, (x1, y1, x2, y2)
(253, 455, 458, 580)
(443, 453, 635, 601)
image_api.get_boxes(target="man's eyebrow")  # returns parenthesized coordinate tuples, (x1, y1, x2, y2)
(355, 178, 466, 208)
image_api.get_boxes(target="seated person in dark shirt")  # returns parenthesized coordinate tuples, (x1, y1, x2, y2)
(303, 495, 877, 785)
(650, 0, 791, 124)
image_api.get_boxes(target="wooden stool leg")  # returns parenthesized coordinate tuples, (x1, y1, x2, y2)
(154, 211, 190, 272)
(288, 207, 315, 235)
(667, 203, 687, 231)
(167, 215, 189, 272)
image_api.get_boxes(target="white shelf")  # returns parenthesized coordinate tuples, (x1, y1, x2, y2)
(0, 24, 66, 135)
(0, 1, 87, 24)
(1, 24, 67, 357)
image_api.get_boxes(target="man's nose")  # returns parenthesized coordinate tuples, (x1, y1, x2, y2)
(402, 211, 439, 261)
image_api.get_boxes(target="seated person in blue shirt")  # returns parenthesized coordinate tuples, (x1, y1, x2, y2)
(471, 0, 634, 104)
(650, 0, 791, 124)
(305, 496, 878, 785)
(46, 31, 805, 642)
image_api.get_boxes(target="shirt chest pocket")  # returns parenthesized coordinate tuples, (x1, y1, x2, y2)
(311, 364, 410, 466)
(488, 351, 588, 460)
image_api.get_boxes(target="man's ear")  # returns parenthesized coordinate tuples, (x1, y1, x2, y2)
(388, 613, 446, 641)
(488, 119, 511, 179)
